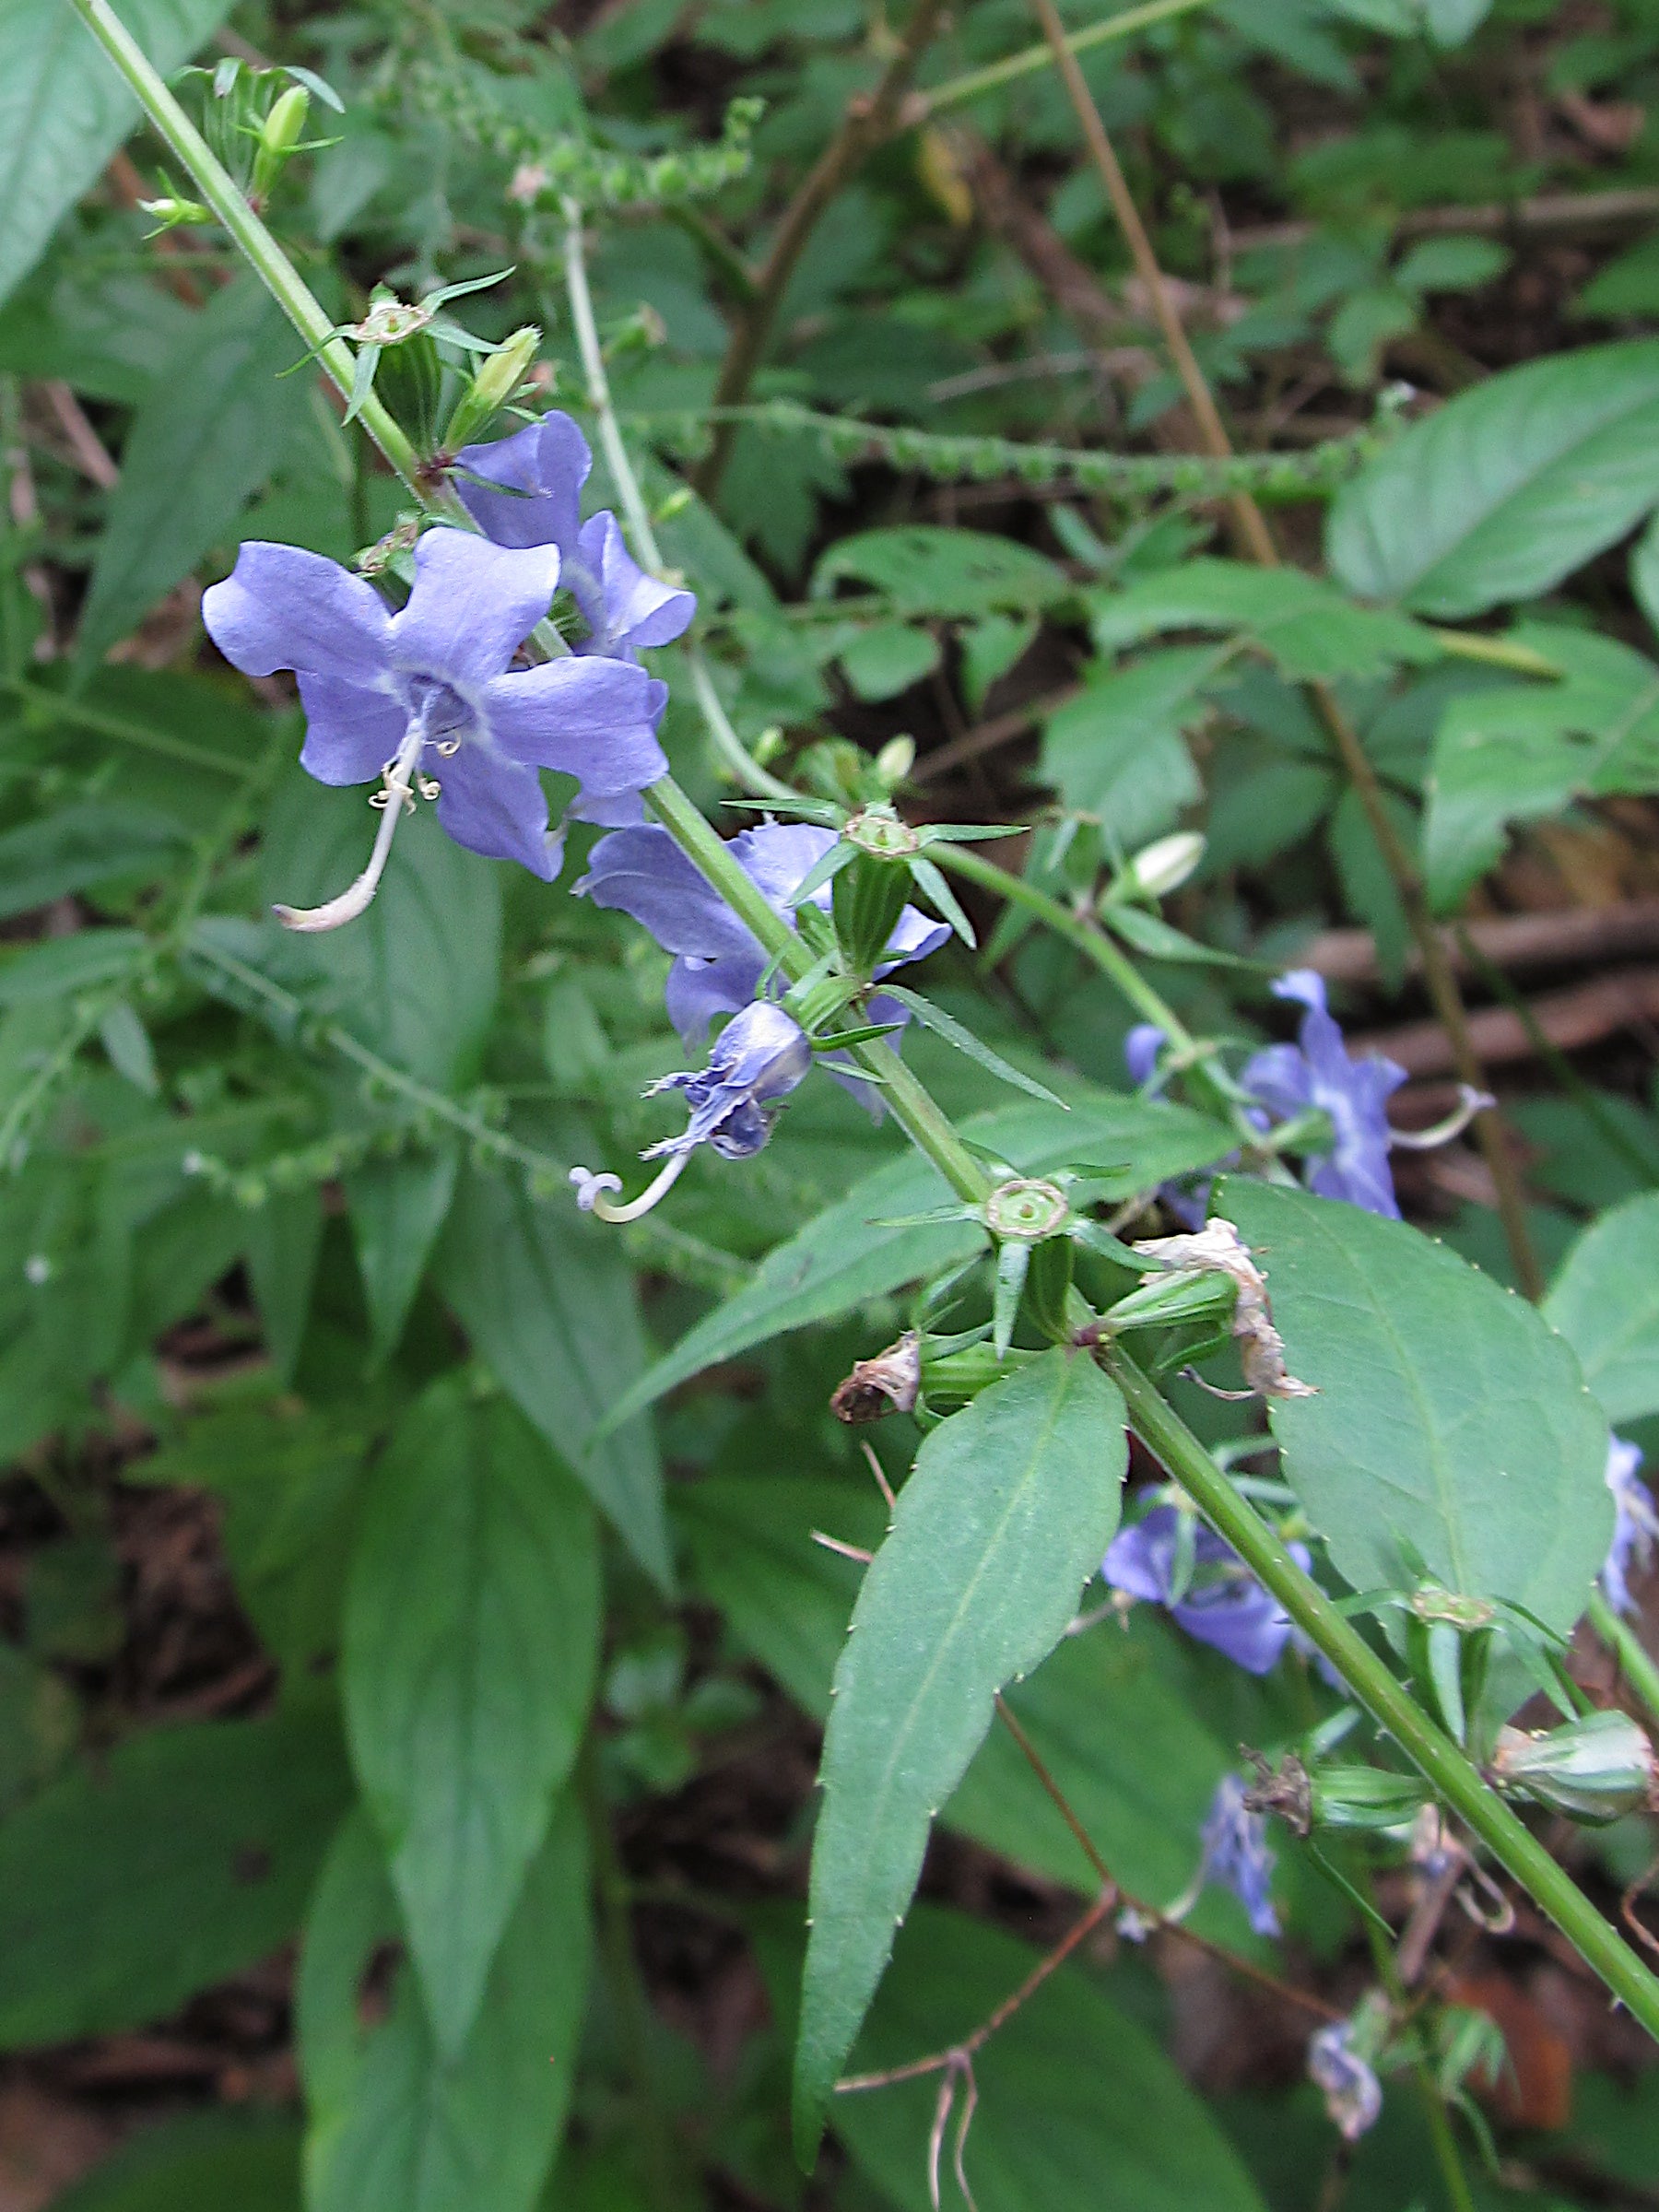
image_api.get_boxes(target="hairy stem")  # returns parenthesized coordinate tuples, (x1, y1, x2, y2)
(1028, 0, 1542, 1297)
(1105, 1345, 1659, 2041)
(691, 0, 952, 500)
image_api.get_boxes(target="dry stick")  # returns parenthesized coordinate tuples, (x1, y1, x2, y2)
(1026, 0, 1545, 1298)
(691, 0, 951, 500)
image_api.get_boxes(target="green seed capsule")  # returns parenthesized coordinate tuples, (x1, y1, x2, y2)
(1490, 1711, 1657, 1826)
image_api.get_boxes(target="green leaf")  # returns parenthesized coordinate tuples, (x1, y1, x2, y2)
(1545, 1193, 1659, 1427)
(1578, 236, 1659, 322)
(794, 1351, 1128, 2161)
(825, 1907, 1268, 2212)
(344, 1143, 459, 1364)
(1394, 236, 1509, 294)
(48, 2115, 300, 2212)
(299, 1803, 589, 2212)
(877, 985, 1065, 1107)
(0, 804, 187, 921)
(0, 0, 233, 312)
(811, 526, 1068, 618)
(605, 1093, 1238, 1429)
(78, 277, 309, 665)
(261, 775, 502, 1088)
(676, 1475, 1229, 1901)
(244, 1187, 324, 1386)
(436, 1165, 670, 1586)
(1040, 649, 1210, 847)
(344, 1378, 600, 2059)
(1422, 624, 1659, 908)
(1101, 903, 1257, 967)
(1224, 1182, 1610, 1634)
(0, 1705, 349, 2047)
(1088, 559, 1441, 679)
(1328, 341, 1659, 616)
(0, 929, 146, 1006)
(839, 622, 941, 701)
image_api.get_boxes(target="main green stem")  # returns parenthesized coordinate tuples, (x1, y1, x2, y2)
(1589, 1590, 1659, 1732)
(1108, 1347, 1659, 2041)
(74, 0, 1659, 2042)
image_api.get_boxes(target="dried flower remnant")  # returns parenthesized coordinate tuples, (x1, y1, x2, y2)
(1131, 1218, 1316, 1400)
(202, 527, 665, 925)
(831, 1332, 923, 1424)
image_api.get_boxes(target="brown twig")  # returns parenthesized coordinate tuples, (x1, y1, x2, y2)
(1360, 963, 1659, 1077)
(1230, 184, 1659, 255)
(912, 683, 1080, 784)
(1302, 899, 1659, 985)
(692, 0, 951, 500)
(41, 382, 119, 488)
(1026, 0, 1543, 1297)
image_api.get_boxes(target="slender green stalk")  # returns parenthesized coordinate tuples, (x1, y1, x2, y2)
(1106, 1345, 1659, 2042)
(67, 0, 425, 496)
(1589, 1590, 1659, 1732)
(918, 0, 1214, 119)
(1, 674, 256, 778)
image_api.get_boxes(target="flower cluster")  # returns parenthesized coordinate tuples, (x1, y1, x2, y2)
(203, 410, 692, 928)
(1129, 968, 1407, 1220)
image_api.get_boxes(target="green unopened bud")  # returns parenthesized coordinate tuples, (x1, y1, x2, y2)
(137, 193, 213, 235)
(1104, 1266, 1237, 1335)
(441, 324, 542, 452)
(874, 736, 915, 791)
(921, 1340, 1040, 1411)
(1311, 1766, 1430, 1837)
(1124, 830, 1205, 900)
(251, 84, 310, 206)
(752, 724, 786, 767)
(653, 486, 693, 526)
(1490, 1711, 1657, 1826)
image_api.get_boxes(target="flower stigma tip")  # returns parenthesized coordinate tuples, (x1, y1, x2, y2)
(273, 725, 427, 934)
(569, 1149, 690, 1223)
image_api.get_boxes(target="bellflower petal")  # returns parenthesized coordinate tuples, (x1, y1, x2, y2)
(294, 672, 407, 786)
(1103, 1503, 1310, 1674)
(389, 529, 561, 688)
(642, 1001, 812, 1160)
(1125, 1023, 1167, 1089)
(453, 412, 592, 552)
(1603, 1437, 1658, 1618)
(1199, 1773, 1279, 1937)
(571, 512, 696, 655)
(573, 823, 758, 959)
(203, 540, 393, 683)
(482, 656, 666, 794)
(433, 744, 560, 879)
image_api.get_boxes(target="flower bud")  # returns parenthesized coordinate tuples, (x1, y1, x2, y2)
(441, 325, 542, 452)
(874, 735, 915, 791)
(251, 84, 310, 206)
(1490, 1711, 1657, 1825)
(1124, 830, 1206, 900)
(137, 193, 213, 235)
(1310, 1766, 1430, 1838)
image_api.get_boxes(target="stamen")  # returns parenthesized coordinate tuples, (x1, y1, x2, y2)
(1388, 1085, 1495, 1152)
(568, 1150, 690, 1223)
(274, 725, 425, 934)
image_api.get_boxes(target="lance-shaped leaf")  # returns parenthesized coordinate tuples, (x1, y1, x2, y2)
(343, 1378, 600, 2058)
(1545, 1191, 1659, 1426)
(793, 1350, 1128, 2164)
(1224, 1182, 1610, 1635)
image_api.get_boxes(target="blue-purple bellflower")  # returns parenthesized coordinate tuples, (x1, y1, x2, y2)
(1603, 1437, 1658, 1618)
(1241, 970, 1407, 1217)
(576, 819, 948, 1048)
(454, 414, 696, 663)
(1103, 1503, 1311, 1674)
(203, 527, 667, 929)
(1308, 2019, 1383, 2142)
(1198, 1773, 1279, 1938)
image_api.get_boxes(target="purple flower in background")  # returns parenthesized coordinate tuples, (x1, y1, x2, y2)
(1603, 1438, 1658, 1618)
(1125, 1023, 1167, 1090)
(570, 1001, 813, 1222)
(1241, 971, 1406, 1218)
(455, 416, 695, 663)
(1199, 1773, 1279, 1937)
(576, 819, 948, 1046)
(1308, 2021, 1382, 2142)
(203, 528, 665, 927)
(1103, 1503, 1310, 1674)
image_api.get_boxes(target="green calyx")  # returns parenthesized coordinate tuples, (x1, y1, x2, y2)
(982, 1177, 1070, 1241)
